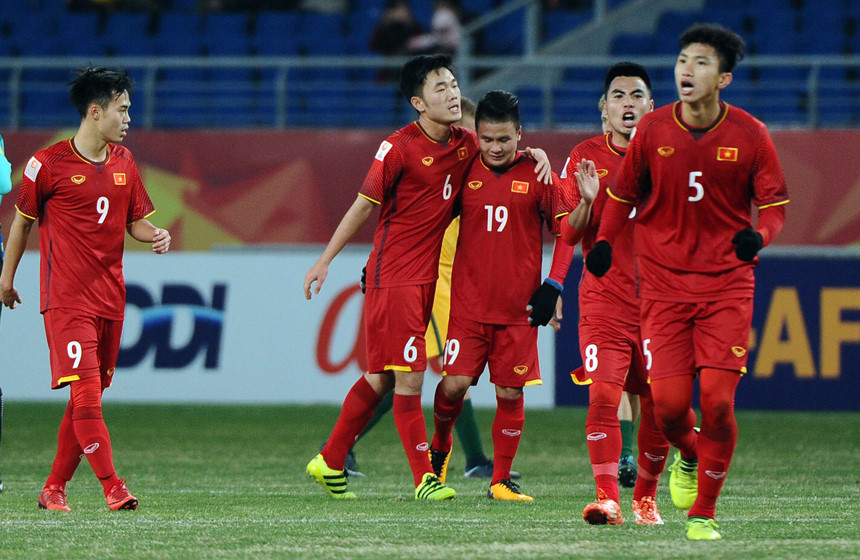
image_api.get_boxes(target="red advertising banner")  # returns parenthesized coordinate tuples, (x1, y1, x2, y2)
(2, 129, 858, 249)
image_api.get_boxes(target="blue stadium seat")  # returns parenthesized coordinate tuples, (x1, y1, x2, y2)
(203, 13, 250, 55)
(658, 11, 701, 37)
(297, 12, 346, 55)
(610, 33, 657, 56)
(254, 12, 301, 56)
(543, 9, 590, 43)
(481, 10, 525, 55)
(515, 86, 545, 129)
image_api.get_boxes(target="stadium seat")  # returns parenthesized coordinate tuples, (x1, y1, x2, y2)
(515, 86, 545, 129)
(481, 10, 525, 55)
(254, 11, 301, 56)
(543, 9, 590, 44)
(658, 11, 701, 37)
(610, 33, 657, 56)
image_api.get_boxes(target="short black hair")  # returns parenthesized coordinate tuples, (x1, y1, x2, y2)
(68, 66, 134, 118)
(604, 62, 652, 97)
(475, 90, 520, 130)
(399, 54, 455, 101)
(679, 23, 746, 73)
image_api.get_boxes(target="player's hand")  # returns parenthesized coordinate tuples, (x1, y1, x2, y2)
(585, 240, 612, 277)
(548, 296, 563, 331)
(574, 159, 599, 204)
(304, 261, 329, 300)
(527, 280, 562, 327)
(360, 266, 367, 294)
(732, 228, 763, 262)
(524, 147, 553, 184)
(0, 281, 22, 310)
(151, 228, 171, 254)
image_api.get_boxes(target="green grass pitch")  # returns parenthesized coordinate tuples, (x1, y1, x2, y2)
(0, 403, 857, 559)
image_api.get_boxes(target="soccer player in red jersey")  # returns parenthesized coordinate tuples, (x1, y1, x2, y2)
(587, 25, 789, 540)
(427, 90, 569, 501)
(303, 55, 552, 500)
(558, 62, 670, 525)
(0, 66, 171, 511)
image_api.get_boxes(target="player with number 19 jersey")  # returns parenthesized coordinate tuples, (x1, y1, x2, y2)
(17, 139, 154, 320)
(360, 122, 477, 289)
(609, 102, 789, 301)
(450, 154, 563, 325)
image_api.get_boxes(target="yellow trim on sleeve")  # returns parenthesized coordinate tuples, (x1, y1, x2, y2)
(606, 188, 636, 205)
(15, 206, 38, 221)
(127, 209, 157, 226)
(359, 193, 382, 205)
(757, 199, 789, 210)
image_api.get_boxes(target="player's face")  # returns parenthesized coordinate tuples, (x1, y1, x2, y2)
(605, 76, 652, 138)
(95, 90, 131, 143)
(477, 120, 521, 169)
(675, 43, 732, 105)
(416, 68, 461, 126)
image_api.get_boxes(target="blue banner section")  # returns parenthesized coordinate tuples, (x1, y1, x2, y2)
(555, 251, 860, 411)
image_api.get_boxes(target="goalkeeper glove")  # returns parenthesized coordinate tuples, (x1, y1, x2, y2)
(527, 279, 562, 327)
(360, 266, 366, 293)
(585, 240, 613, 277)
(732, 228, 763, 262)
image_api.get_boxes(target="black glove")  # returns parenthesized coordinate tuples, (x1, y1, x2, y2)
(527, 281, 562, 327)
(732, 228, 763, 262)
(585, 240, 612, 277)
(360, 266, 366, 293)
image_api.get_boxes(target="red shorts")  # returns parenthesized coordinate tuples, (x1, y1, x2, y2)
(578, 314, 650, 395)
(43, 309, 123, 390)
(640, 297, 753, 381)
(443, 316, 542, 388)
(363, 283, 435, 373)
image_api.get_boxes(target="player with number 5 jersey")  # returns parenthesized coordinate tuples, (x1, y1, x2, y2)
(589, 25, 789, 540)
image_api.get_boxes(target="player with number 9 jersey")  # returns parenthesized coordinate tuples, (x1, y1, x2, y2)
(17, 140, 154, 320)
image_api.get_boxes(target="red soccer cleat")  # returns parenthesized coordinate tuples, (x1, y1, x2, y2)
(106, 478, 138, 511)
(38, 484, 72, 511)
(582, 488, 623, 525)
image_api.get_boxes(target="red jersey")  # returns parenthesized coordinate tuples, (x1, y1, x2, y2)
(610, 102, 789, 302)
(359, 123, 477, 289)
(17, 139, 155, 319)
(561, 133, 638, 323)
(451, 154, 563, 325)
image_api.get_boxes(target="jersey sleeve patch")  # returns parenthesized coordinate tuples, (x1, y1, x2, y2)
(24, 156, 43, 182)
(375, 140, 393, 162)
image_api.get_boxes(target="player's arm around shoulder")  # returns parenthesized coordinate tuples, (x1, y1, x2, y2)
(127, 218, 171, 254)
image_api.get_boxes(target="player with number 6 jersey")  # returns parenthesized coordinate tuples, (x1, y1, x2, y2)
(304, 56, 553, 501)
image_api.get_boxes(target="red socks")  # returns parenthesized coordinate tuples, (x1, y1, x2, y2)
(585, 382, 622, 503)
(393, 393, 434, 486)
(45, 402, 83, 488)
(322, 375, 382, 471)
(431, 382, 464, 452)
(632, 393, 670, 501)
(492, 394, 525, 485)
(690, 368, 740, 519)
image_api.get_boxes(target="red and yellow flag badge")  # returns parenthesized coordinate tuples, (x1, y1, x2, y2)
(458, 146, 469, 160)
(113, 173, 127, 185)
(422, 157, 434, 166)
(511, 180, 529, 194)
(718, 147, 738, 161)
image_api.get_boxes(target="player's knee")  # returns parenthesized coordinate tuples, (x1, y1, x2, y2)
(441, 375, 470, 399)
